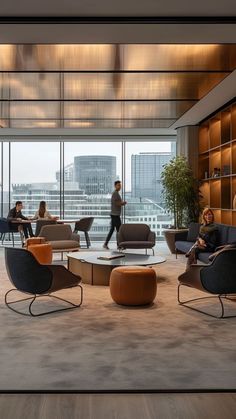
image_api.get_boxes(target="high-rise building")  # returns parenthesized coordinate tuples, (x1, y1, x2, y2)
(56, 163, 74, 183)
(131, 146, 175, 203)
(74, 155, 117, 195)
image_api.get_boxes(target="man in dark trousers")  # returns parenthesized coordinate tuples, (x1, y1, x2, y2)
(103, 181, 127, 249)
(7, 201, 34, 241)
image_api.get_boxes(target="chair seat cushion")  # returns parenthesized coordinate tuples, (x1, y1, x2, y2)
(198, 252, 212, 264)
(49, 240, 79, 250)
(119, 241, 154, 249)
(175, 241, 194, 254)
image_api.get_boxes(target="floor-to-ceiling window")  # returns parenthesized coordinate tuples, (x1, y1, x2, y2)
(10, 142, 60, 217)
(125, 141, 176, 239)
(0, 139, 175, 242)
(0, 143, 2, 217)
(2, 143, 10, 218)
(64, 142, 122, 244)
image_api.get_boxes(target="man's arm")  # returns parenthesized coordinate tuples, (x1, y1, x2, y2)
(113, 191, 127, 207)
(19, 212, 28, 220)
(115, 199, 127, 207)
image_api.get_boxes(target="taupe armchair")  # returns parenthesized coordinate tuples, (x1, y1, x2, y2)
(117, 223, 156, 255)
(39, 224, 80, 259)
(35, 219, 56, 237)
(178, 248, 236, 318)
(5, 247, 83, 316)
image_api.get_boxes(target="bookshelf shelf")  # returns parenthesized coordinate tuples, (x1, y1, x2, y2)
(198, 101, 236, 225)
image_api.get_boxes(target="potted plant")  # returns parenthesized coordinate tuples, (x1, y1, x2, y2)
(161, 155, 201, 253)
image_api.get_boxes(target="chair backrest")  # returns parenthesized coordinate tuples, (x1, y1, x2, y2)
(39, 224, 73, 241)
(200, 248, 236, 294)
(0, 218, 11, 234)
(74, 217, 94, 232)
(118, 223, 151, 242)
(5, 247, 52, 294)
(35, 219, 56, 237)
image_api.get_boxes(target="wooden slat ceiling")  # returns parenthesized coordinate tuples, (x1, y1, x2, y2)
(0, 44, 235, 129)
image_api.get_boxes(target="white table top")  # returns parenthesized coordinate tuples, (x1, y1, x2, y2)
(67, 251, 166, 267)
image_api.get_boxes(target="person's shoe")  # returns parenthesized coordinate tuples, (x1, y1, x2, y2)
(103, 244, 109, 250)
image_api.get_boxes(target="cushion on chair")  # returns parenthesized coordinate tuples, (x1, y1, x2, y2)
(198, 252, 212, 264)
(27, 244, 53, 264)
(49, 240, 79, 250)
(175, 241, 194, 254)
(26, 237, 46, 247)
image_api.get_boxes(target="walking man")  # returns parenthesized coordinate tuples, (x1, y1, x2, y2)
(103, 181, 127, 249)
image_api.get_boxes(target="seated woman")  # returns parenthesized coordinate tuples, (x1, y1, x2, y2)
(186, 208, 219, 269)
(33, 201, 58, 221)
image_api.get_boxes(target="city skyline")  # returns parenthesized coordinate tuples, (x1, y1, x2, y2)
(8, 141, 173, 189)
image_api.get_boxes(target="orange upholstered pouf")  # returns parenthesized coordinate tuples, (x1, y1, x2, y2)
(27, 243, 53, 264)
(110, 266, 157, 306)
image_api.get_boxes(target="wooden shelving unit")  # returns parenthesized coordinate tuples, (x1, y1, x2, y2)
(198, 100, 236, 225)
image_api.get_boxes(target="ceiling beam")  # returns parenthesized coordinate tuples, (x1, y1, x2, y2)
(171, 69, 236, 128)
(0, 23, 235, 43)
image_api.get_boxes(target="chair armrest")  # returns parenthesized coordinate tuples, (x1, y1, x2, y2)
(46, 264, 81, 291)
(148, 231, 156, 244)
(178, 263, 207, 291)
(215, 245, 225, 252)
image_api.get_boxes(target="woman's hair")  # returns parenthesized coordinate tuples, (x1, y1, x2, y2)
(38, 201, 46, 218)
(201, 207, 214, 224)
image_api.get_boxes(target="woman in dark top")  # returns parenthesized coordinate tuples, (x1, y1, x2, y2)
(186, 208, 218, 269)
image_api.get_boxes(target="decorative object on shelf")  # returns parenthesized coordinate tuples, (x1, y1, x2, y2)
(233, 193, 236, 210)
(222, 165, 230, 176)
(212, 167, 221, 178)
(204, 171, 208, 179)
(161, 156, 202, 252)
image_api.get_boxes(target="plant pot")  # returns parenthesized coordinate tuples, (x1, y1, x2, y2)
(164, 228, 188, 254)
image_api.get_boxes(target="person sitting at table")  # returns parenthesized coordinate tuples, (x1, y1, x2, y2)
(33, 201, 58, 221)
(7, 201, 34, 239)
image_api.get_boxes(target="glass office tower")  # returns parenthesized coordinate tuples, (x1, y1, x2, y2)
(131, 144, 176, 204)
(74, 155, 117, 195)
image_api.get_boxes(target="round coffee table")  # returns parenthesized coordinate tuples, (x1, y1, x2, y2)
(67, 251, 166, 285)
